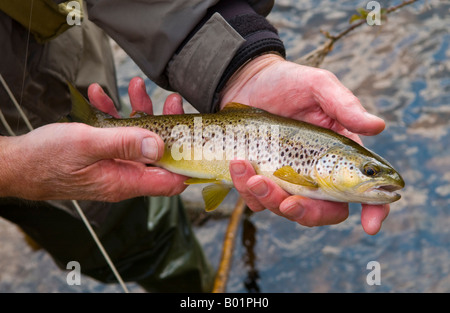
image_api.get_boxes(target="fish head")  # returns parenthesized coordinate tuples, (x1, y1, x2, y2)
(314, 145, 405, 204)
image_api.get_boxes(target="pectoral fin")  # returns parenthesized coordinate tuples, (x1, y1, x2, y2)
(202, 184, 232, 212)
(273, 166, 318, 188)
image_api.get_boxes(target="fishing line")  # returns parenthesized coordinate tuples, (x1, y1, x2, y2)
(0, 74, 33, 133)
(0, 75, 16, 136)
(1, 73, 130, 293)
(1, 0, 130, 293)
(0, 107, 14, 136)
(20, 0, 34, 109)
(71, 200, 129, 293)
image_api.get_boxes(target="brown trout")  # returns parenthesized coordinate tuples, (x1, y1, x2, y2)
(68, 84, 405, 211)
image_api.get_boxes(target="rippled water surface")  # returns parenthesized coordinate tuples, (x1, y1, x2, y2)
(0, 0, 448, 292)
(192, 0, 450, 293)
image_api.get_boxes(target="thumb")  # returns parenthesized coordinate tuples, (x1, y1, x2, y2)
(85, 126, 165, 163)
(331, 100, 386, 136)
(312, 70, 386, 136)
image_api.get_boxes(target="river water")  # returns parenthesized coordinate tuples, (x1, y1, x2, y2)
(189, 0, 450, 293)
(0, 0, 448, 292)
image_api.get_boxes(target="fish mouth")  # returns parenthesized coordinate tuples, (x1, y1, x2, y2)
(368, 184, 403, 201)
(375, 184, 403, 193)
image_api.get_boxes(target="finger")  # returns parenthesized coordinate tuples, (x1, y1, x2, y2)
(324, 122, 364, 145)
(163, 93, 184, 115)
(81, 125, 165, 164)
(361, 203, 390, 235)
(246, 175, 290, 216)
(229, 160, 265, 212)
(128, 166, 188, 197)
(128, 77, 153, 115)
(94, 161, 188, 201)
(279, 196, 349, 226)
(310, 70, 386, 136)
(87, 83, 121, 118)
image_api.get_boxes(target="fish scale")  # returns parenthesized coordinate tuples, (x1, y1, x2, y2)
(68, 84, 405, 211)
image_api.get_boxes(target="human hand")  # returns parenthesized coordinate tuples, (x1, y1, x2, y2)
(222, 54, 389, 235)
(0, 77, 187, 202)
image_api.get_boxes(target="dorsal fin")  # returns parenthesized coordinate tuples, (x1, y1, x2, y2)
(220, 102, 262, 113)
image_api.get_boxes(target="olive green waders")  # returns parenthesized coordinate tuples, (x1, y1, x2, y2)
(0, 1, 214, 292)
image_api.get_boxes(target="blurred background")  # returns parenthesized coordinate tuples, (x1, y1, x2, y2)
(0, 0, 449, 292)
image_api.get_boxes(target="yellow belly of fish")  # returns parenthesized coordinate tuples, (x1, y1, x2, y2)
(157, 148, 233, 184)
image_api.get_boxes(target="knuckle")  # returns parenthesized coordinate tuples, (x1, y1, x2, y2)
(311, 69, 339, 87)
(113, 129, 135, 160)
(314, 68, 335, 80)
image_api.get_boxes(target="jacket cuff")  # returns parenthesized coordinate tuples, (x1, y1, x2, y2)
(167, 13, 244, 113)
(167, 0, 285, 113)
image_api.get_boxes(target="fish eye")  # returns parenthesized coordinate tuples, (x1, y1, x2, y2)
(362, 164, 379, 177)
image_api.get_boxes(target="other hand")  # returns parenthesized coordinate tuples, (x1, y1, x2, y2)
(0, 78, 187, 202)
(222, 54, 389, 235)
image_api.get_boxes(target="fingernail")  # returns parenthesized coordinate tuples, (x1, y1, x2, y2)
(139, 78, 146, 91)
(142, 137, 159, 161)
(248, 179, 268, 197)
(230, 161, 246, 176)
(96, 83, 106, 96)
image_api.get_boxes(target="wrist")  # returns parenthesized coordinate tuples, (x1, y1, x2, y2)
(219, 53, 285, 108)
(0, 136, 18, 198)
(167, 0, 285, 113)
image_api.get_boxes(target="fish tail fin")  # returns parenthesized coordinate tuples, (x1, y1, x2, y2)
(64, 82, 100, 125)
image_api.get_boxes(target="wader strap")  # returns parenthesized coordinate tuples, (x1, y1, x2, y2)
(0, 0, 83, 43)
